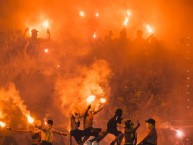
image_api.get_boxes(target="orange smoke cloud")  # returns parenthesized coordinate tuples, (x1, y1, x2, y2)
(55, 60, 111, 117)
(0, 83, 32, 124)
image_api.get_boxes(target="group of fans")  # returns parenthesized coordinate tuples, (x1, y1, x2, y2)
(7, 104, 157, 145)
(0, 28, 164, 145)
(70, 104, 157, 145)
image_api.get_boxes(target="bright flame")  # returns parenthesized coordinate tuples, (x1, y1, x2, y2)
(43, 20, 49, 28)
(44, 48, 49, 53)
(126, 10, 132, 16)
(57, 65, 60, 68)
(87, 95, 95, 104)
(79, 10, 85, 17)
(146, 24, 154, 34)
(176, 130, 184, 138)
(93, 33, 97, 39)
(0, 121, 6, 128)
(27, 115, 34, 124)
(123, 17, 129, 26)
(95, 12, 99, 17)
(100, 98, 106, 103)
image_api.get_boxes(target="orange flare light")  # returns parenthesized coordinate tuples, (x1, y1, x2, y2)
(79, 10, 85, 17)
(146, 24, 153, 34)
(27, 115, 34, 124)
(87, 95, 95, 104)
(93, 33, 97, 39)
(100, 98, 106, 103)
(126, 10, 132, 16)
(123, 17, 129, 26)
(95, 12, 99, 17)
(44, 48, 49, 53)
(176, 130, 184, 138)
(0, 121, 6, 127)
(43, 20, 49, 28)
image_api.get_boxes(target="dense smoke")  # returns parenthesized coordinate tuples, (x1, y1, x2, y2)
(0, 0, 193, 145)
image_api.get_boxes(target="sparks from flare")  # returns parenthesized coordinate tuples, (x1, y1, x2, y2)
(87, 95, 95, 104)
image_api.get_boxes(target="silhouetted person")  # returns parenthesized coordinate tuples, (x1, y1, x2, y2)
(108, 109, 124, 145)
(70, 112, 84, 144)
(25, 28, 50, 57)
(82, 104, 103, 145)
(124, 120, 140, 145)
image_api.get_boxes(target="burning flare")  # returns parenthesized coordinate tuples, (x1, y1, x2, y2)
(43, 20, 49, 28)
(0, 121, 6, 128)
(93, 32, 97, 39)
(95, 12, 99, 17)
(87, 95, 95, 104)
(27, 115, 34, 124)
(176, 130, 184, 138)
(79, 10, 85, 17)
(44, 48, 49, 53)
(100, 98, 106, 103)
(146, 24, 154, 34)
(123, 17, 129, 26)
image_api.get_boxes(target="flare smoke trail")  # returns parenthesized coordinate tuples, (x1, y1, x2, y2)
(55, 60, 111, 117)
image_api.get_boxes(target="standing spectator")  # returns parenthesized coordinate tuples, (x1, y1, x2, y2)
(138, 118, 157, 145)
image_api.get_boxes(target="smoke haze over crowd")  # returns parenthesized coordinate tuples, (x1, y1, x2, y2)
(0, 0, 193, 145)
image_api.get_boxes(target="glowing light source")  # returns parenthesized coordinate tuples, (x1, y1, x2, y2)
(27, 115, 34, 124)
(146, 24, 154, 34)
(0, 121, 6, 128)
(43, 20, 49, 28)
(93, 32, 97, 39)
(123, 17, 129, 26)
(100, 98, 106, 103)
(126, 10, 132, 16)
(95, 12, 99, 17)
(44, 48, 49, 53)
(57, 65, 60, 68)
(87, 95, 95, 104)
(79, 11, 85, 17)
(176, 130, 184, 138)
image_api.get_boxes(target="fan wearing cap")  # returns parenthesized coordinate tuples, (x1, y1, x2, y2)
(138, 118, 157, 145)
(124, 120, 140, 145)
(24, 27, 50, 56)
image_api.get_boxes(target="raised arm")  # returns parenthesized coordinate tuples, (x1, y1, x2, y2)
(53, 129, 68, 136)
(84, 104, 91, 117)
(134, 120, 140, 131)
(93, 104, 103, 115)
(46, 29, 51, 40)
(23, 28, 29, 38)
